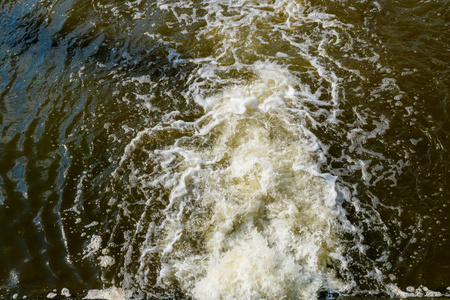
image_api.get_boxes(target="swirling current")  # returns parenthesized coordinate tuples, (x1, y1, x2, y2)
(0, 0, 449, 299)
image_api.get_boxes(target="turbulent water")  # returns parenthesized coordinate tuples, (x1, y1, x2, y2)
(0, 0, 449, 299)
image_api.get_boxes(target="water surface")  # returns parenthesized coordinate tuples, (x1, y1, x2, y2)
(0, 0, 449, 298)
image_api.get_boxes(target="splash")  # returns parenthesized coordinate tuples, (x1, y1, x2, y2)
(118, 64, 351, 299)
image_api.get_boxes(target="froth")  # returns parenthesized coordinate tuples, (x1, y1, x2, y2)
(134, 66, 349, 299)
(106, 0, 361, 297)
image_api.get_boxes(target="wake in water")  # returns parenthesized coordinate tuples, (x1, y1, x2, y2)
(115, 64, 351, 299)
(106, 0, 358, 298)
(78, 0, 448, 299)
(1, 0, 448, 298)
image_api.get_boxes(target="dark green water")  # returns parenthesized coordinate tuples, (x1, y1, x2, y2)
(0, 0, 449, 299)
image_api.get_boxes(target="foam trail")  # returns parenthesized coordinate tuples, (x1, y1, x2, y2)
(129, 63, 350, 299)
(112, 0, 356, 298)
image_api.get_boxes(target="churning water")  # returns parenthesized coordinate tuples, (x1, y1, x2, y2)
(0, 0, 449, 299)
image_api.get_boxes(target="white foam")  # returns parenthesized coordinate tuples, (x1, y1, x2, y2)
(98, 255, 115, 268)
(130, 65, 349, 298)
(84, 287, 132, 300)
(387, 284, 444, 298)
(113, 0, 372, 297)
(83, 235, 102, 259)
(61, 288, 71, 297)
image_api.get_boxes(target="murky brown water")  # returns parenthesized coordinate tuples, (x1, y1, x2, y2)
(0, 0, 449, 298)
